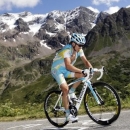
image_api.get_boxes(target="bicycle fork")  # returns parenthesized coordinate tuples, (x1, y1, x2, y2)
(87, 81, 104, 105)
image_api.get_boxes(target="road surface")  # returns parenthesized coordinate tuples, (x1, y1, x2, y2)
(0, 110, 130, 130)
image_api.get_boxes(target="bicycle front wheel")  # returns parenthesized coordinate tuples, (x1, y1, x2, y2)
(84, 82, 121, 125)
(44, 90, 69, 128)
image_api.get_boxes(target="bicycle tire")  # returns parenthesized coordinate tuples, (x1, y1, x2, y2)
(84, 81, 121, 125)
(44, 90, 69, 127)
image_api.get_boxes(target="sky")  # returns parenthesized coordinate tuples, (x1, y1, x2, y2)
(0, 0, 130, 15)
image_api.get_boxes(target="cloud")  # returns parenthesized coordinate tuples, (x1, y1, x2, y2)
(126, 5, 130, 8)
(105, 6, 120, 14)
(0, 0, 41, 11)
(87, 6, 100, 13)
(92, 0, 120, 6)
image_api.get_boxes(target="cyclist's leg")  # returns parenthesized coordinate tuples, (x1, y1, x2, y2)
(73, 72, 84, 88)
(51, 68, 70, 116)
(64, 72, 83, 100)
(51, 68, 69, 108)
(60, 83, 69, 110)
(60, 83, 78, 122)
(51, 68, 78, 121)
(72, 72, 83, 89)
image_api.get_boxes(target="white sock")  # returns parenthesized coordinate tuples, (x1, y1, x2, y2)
(69, 87, 75, 94)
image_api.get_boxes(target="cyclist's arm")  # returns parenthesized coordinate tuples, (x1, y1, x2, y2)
(80, 55, 93, 68)
(64, 57, 82, 73)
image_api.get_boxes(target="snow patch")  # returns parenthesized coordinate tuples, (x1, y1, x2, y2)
(40, 40, 51, 50)
(29, 23, 41, 35)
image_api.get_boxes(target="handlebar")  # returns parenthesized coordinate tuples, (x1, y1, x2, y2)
(83, 66, 104, 82)
(94, 66, 104, 80)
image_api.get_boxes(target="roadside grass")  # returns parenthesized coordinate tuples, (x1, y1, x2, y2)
(0, 102, 45, 121)
(0, 99, 130, 122)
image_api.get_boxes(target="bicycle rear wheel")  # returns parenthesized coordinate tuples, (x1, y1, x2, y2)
(84, 82, 121, 125)
(44, 90, 69, 127)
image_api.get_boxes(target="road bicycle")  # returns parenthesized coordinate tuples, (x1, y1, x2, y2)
(44, 67, 121, 128)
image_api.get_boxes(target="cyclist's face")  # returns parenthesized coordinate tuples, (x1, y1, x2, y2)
(75, 43, 83, 52)
(72, 42, 83, 52)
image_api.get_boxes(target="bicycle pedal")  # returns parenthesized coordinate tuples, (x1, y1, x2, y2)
(70, 98, 78, 103)
(72, 120, 78, 123)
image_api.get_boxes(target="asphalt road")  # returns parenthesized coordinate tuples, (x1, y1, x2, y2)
(0, 110, 130, 130)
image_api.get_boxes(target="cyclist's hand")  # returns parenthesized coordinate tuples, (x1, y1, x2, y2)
(82, 69, 88, 76)
(82, 68, 94, 77)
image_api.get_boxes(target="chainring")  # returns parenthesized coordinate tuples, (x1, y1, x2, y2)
(69, 104, 78, 117)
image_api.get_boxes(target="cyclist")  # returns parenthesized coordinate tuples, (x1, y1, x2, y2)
(51, 33, 93, 122)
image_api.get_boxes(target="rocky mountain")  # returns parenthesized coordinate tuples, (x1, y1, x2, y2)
(0, 7, 98, 69)
(0, 6, 100, 95)
(0, 6, 98, 55)
(85, 7, 130, 57)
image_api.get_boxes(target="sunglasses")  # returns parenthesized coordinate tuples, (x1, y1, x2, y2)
(77, 44, 83, 47)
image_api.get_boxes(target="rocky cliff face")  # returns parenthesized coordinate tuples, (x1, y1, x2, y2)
(85, 7, 130, 57)
(15, 18, 30, 32)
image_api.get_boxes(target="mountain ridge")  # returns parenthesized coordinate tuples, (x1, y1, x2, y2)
(0, 6, 99, 60)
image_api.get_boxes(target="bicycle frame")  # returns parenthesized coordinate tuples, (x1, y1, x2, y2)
(54, 76, 102, 112)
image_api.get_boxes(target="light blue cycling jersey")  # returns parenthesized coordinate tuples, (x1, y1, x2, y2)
(51, 44, 84, 86)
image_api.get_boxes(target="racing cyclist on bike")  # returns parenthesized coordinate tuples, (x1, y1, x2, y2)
(51, 33, 93, 122)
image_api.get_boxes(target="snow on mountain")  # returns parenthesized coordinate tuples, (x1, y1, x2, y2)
(0, 11, 48, 34)
(65, 7, 80, 24)
(40, 40, 51, 49)
(29, 23, 42, 34)
(0, 7, 99, 34)
(0, 6, 101, 52)
(1, 12, 48, 37)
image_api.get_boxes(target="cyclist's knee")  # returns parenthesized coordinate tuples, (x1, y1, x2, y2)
(60, 83, 69, 94)
(62, 89, 69, 96)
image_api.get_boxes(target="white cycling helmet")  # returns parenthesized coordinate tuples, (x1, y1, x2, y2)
(70, 33, 86, 45)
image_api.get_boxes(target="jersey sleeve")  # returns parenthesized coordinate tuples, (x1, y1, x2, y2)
(79, 49, 85, 57)
(63, 49, 71, 58)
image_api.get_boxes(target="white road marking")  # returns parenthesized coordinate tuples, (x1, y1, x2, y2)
(24, 124, 42, 128)
(44, 119, 96, 129)
(80, 120, 96, 125)
(7, 124, 42, 129)
(43, 127, 89, 129)
(78, 128, 89, 130)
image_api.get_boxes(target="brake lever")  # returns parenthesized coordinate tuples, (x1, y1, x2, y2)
(103, 67, 108, 75)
